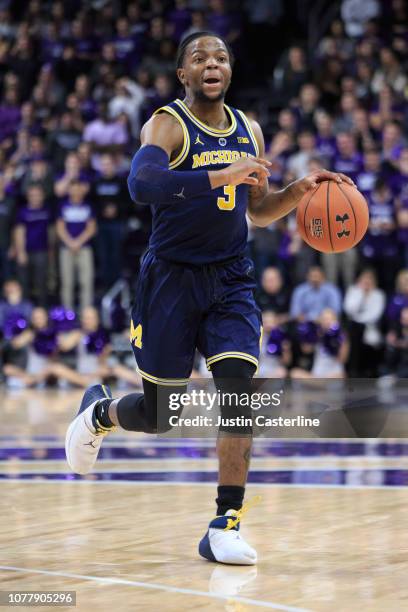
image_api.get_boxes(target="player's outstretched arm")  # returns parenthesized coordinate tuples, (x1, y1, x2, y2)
(127, 113, 272, 206)
(246, 120, 355, 227)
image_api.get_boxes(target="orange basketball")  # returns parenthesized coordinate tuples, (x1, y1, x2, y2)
(296, 180, 369, 253)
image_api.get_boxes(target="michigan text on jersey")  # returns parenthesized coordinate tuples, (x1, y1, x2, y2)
(192, 150, 254, 168)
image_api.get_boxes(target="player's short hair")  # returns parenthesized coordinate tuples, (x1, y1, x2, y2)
(176, 30, 234, 69)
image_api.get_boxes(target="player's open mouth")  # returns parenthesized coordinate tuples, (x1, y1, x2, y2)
(203, 77, 221, 85)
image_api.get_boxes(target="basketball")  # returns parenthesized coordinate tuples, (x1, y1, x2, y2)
(296, 180, 369, 253)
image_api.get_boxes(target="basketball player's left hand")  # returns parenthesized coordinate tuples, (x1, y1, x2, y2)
(291, 170, 355, 200)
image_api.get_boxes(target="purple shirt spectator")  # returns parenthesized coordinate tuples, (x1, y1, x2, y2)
(387, 293, 408, 323)
(58, 200, 95, 246)
(167, 4, 191, 42)
(332, 151, 364, 182)
(362, 191, 398, 258)
(0, 101, 21, 143)
(16, 206, 51, 252)
(356, 169, 379, 197)
(83, 118, 128, 147)
(316, 135, 336, 161)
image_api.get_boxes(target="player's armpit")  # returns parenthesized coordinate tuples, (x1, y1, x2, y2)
(140, 113, 184, 160)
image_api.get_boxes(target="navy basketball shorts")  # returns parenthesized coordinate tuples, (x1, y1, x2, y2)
(130, 251, 262, 386)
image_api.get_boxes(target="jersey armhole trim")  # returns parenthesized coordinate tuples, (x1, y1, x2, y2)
(153, 105, 190, 169)
(236, 110, 260, 157)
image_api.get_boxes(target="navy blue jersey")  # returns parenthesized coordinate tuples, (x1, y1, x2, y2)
(148, 99, 259, 265)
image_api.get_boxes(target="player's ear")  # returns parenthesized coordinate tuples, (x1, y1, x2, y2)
(177, 68, 186, 87)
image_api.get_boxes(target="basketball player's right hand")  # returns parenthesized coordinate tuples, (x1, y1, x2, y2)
(209, 157, 271, 189)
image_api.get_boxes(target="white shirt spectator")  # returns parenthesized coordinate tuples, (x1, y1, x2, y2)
(109, 78, 146, 138)
(344, 285, 385, 346)
(83, 117, 128, 171)
(341, 0, 380, 38)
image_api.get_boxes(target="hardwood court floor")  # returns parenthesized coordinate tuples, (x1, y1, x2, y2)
(1, 389, 408, 612)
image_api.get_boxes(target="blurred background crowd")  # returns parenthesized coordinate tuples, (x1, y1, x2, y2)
(0, 0, 407, 387)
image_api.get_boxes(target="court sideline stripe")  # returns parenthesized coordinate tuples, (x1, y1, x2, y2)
(1, 479, 407, 489)
(0, 565, 313, 612)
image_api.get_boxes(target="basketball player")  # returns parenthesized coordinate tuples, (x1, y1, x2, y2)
(66, 32, 353, 565)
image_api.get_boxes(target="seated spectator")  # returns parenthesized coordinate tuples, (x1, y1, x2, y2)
(315, 110, 336, 161)
(332, 132, 364, 182)
(257, 267, 290, 324)
(48, 306, 141, 388)
(355, 59, 374, 101)
(290, 320, 318, 372)
(380, 306, 408, 380)
(370, 85, 405, 134)
(344, 269, 386, 377)
(167, 0, 192, 42)
(277, 108, 297, 137)
(287, 131, 318, 179)
(291, 309, 348, 379)
(0, 279, 33, 329)
(258, 310, 290, 378)
(207, 0, 241, 46)
(317, 19, 354, 62)
(371, 47, 407, 96)
(381, 120, 405, 167)
(3, 307, 57, 388)
(278, 46, 310, 102)
(14, 184, 51, 306)
(293, 83, 321, 131)
(386, 269, 408, 325)
(351, 107, 377, 151)
(0, 279, 33, 385)
(334, 92, 359, 134)
(290, 266, 342, 322)
(56, 180, 96, 310)
(356, 148, 383, 197)
(265, 132, 295, 184)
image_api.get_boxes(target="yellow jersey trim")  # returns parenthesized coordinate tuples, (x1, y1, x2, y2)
(206, 351, 259, 370)
(101, 384, 111, 399)
(237, 110, 259, 157)
(137, 367, 189, 386)
(175, 99, 237, 137)
(153, 105, 190, 169)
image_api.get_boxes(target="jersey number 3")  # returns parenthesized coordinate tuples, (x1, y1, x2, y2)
(217, 185, 236, 211)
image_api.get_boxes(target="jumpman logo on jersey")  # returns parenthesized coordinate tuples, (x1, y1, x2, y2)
(174, 186, 186, 199)
(195, 134, 204, 145)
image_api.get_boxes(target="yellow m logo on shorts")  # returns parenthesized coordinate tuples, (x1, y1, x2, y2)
(130, 320, 143, 349)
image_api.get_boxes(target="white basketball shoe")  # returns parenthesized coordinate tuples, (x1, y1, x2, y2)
(65, 384, 115, 475)
(199, 498, 260, 565)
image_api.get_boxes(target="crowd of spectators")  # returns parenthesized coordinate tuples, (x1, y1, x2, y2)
(0, 0, 407, 384)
